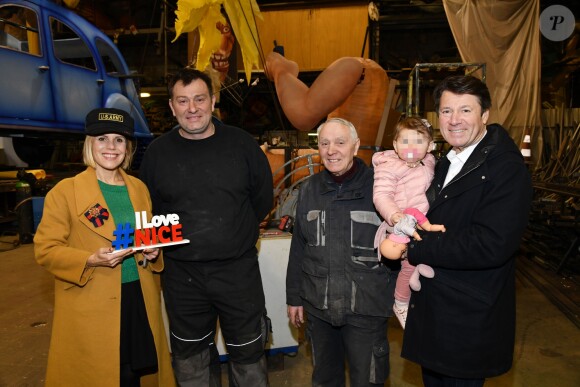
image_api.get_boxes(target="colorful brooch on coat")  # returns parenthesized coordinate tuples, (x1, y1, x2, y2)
(84, 203, 109, 227)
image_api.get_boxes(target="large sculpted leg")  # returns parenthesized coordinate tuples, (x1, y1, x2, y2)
(265, 52, 364, 131)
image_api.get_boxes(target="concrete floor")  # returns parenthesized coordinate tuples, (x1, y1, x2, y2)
(1, 239, 579, 386)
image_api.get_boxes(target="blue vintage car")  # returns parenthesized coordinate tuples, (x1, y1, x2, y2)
(0, 0, 151, 164)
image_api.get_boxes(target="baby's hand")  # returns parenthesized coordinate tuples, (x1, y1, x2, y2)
(390, 212, 405, 224)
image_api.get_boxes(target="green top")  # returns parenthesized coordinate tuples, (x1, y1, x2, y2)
(98, 180, 139, 283)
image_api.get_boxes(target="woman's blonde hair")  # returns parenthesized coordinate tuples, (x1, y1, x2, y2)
(82, 135, 134, 170)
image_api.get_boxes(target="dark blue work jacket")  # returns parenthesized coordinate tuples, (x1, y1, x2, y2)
(287, 157, 397, 326)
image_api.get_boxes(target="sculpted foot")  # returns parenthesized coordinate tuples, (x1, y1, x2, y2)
(265, 52, 299, 82)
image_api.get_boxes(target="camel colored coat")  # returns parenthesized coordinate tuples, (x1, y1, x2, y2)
(34, 167, 175, 387)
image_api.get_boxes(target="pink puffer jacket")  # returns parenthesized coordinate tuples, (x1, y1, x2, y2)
(372, 150, 436, 250)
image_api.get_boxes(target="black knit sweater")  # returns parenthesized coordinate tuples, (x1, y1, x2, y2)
(139, 118, 273, 262)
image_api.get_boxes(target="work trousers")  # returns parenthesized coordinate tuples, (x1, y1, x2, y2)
(306, 313, 390, 387)
(163, 255, 269, 386)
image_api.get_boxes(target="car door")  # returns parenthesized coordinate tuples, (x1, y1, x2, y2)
(45, 13, 103, 133)
(0, 3, 55, 125)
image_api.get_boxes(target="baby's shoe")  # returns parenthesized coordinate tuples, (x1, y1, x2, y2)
(393, 302, 408, 329)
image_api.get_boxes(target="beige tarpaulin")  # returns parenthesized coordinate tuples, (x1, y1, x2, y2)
(443, 0, 543, 167)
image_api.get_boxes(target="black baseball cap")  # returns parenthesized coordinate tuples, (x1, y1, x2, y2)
(85, 108, 134, 138)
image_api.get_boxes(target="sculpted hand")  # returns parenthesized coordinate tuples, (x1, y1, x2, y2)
(86, 247, 134, 268)
(287, 305, 304, 328)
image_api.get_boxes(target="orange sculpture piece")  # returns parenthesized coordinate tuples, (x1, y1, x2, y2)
(265, 52, 389, 147)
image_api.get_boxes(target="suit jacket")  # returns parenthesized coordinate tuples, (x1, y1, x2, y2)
(34, 167, 175, 387)
(402, 124, 533, 378)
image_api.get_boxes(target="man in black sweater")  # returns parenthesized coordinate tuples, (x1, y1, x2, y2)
(140, 68, 273, 386)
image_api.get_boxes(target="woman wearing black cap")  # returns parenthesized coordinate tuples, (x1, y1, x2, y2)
(34, 108, 175, 387)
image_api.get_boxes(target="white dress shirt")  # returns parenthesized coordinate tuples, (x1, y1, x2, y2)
(442, 131, 487, 188)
